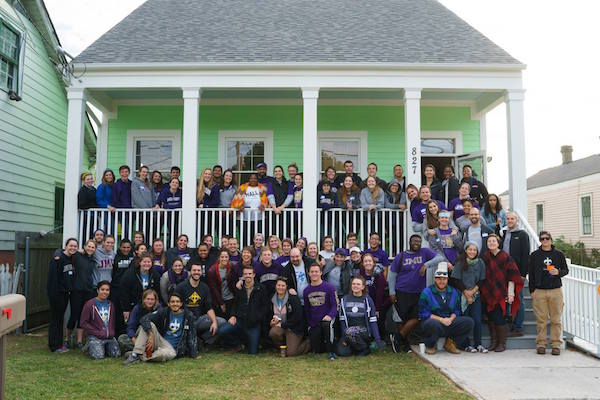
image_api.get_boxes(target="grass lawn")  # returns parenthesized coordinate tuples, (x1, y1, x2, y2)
(5, 332, 473, 400)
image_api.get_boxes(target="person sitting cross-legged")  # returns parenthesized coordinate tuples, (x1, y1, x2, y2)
(336, 276, 385, 357)
(123, 292, 197, 365)
(418, 263, 474, 355)
(117, 288, 160, 353)
(80, 280, 121, 359)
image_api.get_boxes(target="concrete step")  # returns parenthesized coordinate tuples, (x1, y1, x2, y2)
(433, 334, 565, 350)
(481, 321, 539, 336)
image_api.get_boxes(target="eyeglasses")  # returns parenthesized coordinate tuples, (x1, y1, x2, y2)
(540, 237, 551, 241)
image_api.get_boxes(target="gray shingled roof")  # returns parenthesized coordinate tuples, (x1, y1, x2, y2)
(75, 0, 521, 65)
(524, 154, 600, 191)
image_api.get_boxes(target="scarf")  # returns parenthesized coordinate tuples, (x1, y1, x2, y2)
(480, 250, 523, 316)
(168, 269, 188, 285)
(271, 292, 289, 324)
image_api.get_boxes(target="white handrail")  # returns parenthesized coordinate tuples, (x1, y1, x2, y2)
(514, 209, 540, 252)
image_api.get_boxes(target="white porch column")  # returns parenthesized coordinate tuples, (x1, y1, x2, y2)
(63, 88, 87, 244)
(181, 88, 201, 247)
(95, 113, 109, 180)
(505, 89, 528, 219)
(404, 88, 422, 187)
(302, 87, 319, 242)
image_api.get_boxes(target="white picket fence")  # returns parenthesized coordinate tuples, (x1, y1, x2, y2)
(0, 263, 23, 295)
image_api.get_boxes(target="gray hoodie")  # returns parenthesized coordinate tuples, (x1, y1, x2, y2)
(131, 177, 154, 208)
(359, 187, 385, 210)
(93, 245, 115, 286)
(219, 184, 237, 208)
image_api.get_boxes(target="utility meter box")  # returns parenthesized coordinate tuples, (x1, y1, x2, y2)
(0, 294, 26, 336)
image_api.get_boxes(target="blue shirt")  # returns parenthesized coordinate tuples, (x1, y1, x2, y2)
(164, 311, 184, 349)
(140, 271, 149, 289)
(94, 299, 110, 328)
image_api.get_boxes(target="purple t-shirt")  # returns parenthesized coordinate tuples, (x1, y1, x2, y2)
(390, 247, 438, 293)
(411, 200, 447, 223)
(448, 197, 479, 220)
(275, 255, 290, 267)
(364, 247, 389, 275)
(436, 227, 459, 264)
(303, 281, 338, 328)
(252, 261, 282, 293)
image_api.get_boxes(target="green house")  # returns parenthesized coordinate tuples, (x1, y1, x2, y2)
(66, 0, 527, 254)
(0, 0, 95, 264)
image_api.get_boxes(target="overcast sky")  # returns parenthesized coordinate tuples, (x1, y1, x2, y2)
(44, 0, 600, 192)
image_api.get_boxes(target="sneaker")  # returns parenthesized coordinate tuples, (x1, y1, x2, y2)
(328, 352, 338, 360)
(390, 333, 399, 353)
(122, 352, 140, 366)
(537, 347, 546, 355)
(55, 345, 69, 354)
(464, 345, 477, 353)
(551, 348, 561, 356)
(476, 345, 488, 354)
(400, 339, 412, 353)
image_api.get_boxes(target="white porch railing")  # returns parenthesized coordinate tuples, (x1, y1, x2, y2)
(562, 262, 600, 357)
(317, 209, 408, 257)
(78, 208, 182, 248)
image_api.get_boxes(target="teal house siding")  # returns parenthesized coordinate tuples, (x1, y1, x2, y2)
(0, 2, 94, 252)
(106, 104, 479, 183)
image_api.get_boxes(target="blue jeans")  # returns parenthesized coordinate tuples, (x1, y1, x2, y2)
(512, 278, 526, 330)
(231, 324, 261, 354)
(421, 316, 474, 349)
(464, 296, 482, 347)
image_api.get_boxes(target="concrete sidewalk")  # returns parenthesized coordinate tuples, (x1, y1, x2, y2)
(416, 347, 600, 400)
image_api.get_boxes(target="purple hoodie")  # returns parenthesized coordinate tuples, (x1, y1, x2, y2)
(80, 298, 115, 339)
(303, 281, 338, 328)
(112, 179, 132, 208)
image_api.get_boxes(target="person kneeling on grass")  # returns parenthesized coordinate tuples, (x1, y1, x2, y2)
(336, 276, 385, 357)
(79, 280, 121, 359)
(304, 263, 338, 360)
(123, 292, 197, 365)
(268, 276, 311, 356)
(418, 263, 474, 355)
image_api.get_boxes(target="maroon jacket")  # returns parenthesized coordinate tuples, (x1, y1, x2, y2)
(80, 298, 116, 339)
(206, 263, 241, 306)
(360, 268, 389, 312)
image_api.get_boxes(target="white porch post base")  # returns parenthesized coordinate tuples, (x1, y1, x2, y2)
(302, 88, 319, 242)
(404, 88, 422, 188)
(505, 90, 527, 219)
(182, 88, 201, 246)
(63, 88, 87, 244)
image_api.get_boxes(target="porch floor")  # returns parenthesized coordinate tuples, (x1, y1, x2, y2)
(417, 347, 600, 400)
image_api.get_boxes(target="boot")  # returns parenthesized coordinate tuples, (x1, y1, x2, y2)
(487, 322, 497, 352)
(443, 338, 460, 354)
(495, 324, 509, 352)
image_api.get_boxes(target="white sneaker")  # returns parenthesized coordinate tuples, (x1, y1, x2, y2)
(464, 345, 477, 353)
(477, 345, 489, 353)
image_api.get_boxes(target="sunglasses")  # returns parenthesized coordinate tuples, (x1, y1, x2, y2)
(540, 237, 551, 241)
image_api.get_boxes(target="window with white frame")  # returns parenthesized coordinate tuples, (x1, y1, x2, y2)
(580, 194, 592, 235)
(127, 130, 181, 178)
(218, 131, 273, 186)
(318, 132, 367, 177)
(535, 203, 544, 234)
(0, 20, 20, 92)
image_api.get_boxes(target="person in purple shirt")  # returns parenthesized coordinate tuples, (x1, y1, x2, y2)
(256, 162, 274, 188)
(112, 165, 132, 208)
(303, 263, 339, 360)
(154, 178, 182, 209)
(406, 184, 420, 216)
(426, 211, 463, 267)
(448, 182, 479, 221)
(411, 186, 447, 232)
(252, 248, 282, 299)
(364, 232, 389, 276)
(387, 234, 444, 353)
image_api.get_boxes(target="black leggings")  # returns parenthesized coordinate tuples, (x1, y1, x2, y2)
(67, 290, 92, 330)
(48, 292, 69, 351)
(309, 319, 335, 354)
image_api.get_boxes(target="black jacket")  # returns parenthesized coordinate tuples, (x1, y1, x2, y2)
(427, 179, 443, 202)
(120, 266, 161, 312)
(231, 282, 269, 328)
(501, 229, 530, 276)
(269, 178, 289, 207)
(112, 250, 134, 288)
(528, 246, 569, 293)
(78, 185, 97, 209)
(188, 252, 217, 281)
(140, 307, 198, 358)
(73, 252, 96, 292)
(280, 262, 309, 293)
(439, 176, 460, 208)
(334, 172, 362, 188)
(47, 252, 75, 296)
(266, 293, 306, 336)
(461, 177, 489, 204)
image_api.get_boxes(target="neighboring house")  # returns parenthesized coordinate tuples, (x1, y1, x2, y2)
(0, 0, 96, 264)
(64, 0, 528, 253)
(501, 146, 600, 251)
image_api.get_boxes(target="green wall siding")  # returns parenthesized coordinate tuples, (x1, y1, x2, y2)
(107, 104, 479, 183)
(0, 4, 68, 250)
